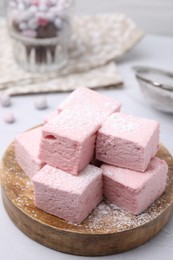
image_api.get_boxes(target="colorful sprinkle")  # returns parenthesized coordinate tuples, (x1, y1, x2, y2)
(37, 17, 49, 26)
(3, 112, 16, 124)
(9, 0, 71, 38)
(0, 93, 12, 107)
(34, 97, 48, 110)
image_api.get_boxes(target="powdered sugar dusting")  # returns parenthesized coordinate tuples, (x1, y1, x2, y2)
(82, 196, 171, 232)
(110, 114, 141, 132)
(1, 142, 173, 234)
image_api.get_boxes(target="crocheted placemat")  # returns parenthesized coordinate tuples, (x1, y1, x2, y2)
(0, 13, 143, 95)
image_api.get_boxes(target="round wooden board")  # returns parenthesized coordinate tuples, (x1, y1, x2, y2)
(1, 143, 173, 256)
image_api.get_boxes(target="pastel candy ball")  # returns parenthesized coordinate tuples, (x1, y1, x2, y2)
(10, 0, 71, 39)
(45, 12, 56, 22)
(28, 18, 38, 30)
(28, 5, 38, 15)
(32, 0, 40, 6)
(20, 11, 32, 22)
(49, 7, 58, 14)
(34, 97, 48, 110)
(3, 112, 15, 124)
(54, 17, 63, 29)
(24, 0, 31, 5)
(38, 4, 48, 12)
(18, 3, 25, 11)
(37, 17, 48, 26)
(50, 0, 58, 5)
(0, 93, 12, 107)
(19, 22, 28, 31)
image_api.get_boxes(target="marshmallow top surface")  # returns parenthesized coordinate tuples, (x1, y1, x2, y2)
(99, 112, 159, 147)
(32, 164, 103, 194)
(101, 157, 168, 192)
(43, 87, 121, 141)
(15, 126, 42, 161)
(58, 87, 121, 115)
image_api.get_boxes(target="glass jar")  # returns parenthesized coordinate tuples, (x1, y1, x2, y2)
(6, 0, 74, 73)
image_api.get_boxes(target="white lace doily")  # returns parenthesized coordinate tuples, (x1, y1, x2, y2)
(0, 13, 143, 95)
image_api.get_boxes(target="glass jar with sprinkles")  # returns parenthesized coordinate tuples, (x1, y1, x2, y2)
(6, 0, 74, 73)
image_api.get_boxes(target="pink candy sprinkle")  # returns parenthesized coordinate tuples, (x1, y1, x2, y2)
(34, 97, 48, 110)
(37, 17, 49, 26)
(0, 93, 11, 107)
(3, 112, 15, 124)
(32, 0, 40, 6)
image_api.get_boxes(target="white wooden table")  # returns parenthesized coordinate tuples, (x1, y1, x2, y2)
(0, 33, 173, 260)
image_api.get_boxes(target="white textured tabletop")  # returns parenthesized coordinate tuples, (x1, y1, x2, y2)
(0, 34, 173, 260)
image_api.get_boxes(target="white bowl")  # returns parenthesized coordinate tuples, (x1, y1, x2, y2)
(134, 66, 173, 113)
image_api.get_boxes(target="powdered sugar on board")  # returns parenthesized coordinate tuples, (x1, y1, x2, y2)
(1, 142, 173, 234)
(81, 197, 170, 232)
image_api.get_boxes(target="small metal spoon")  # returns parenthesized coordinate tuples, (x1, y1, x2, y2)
(133, 66, 173, 92)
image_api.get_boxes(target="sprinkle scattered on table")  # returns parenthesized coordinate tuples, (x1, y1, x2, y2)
(0, 93, 12, 107)
(3, 111, 16, 124)
(34, 96, 48, 110)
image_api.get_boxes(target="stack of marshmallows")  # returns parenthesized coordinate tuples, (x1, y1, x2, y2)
(15, 88, 168, 224)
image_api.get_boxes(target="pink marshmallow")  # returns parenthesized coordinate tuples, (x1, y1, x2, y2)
(39, 88, 121, 175)
(15, 127, 45, 179)
(57, 87, 121, 116)
(96, 113, 160, 172)
(40, 109, 99, 175)
(44, 110, 59, 124)
(102, 157, 168, 214)
(32, 164, 103, 224)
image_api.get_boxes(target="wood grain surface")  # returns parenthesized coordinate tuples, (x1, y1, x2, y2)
(1, 143, 173, 256)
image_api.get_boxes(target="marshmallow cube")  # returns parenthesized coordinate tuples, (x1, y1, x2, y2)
(15, 127, 45, 179)
(39, 88, 121, 175)
(32, 164, 103, 224)
(96, 113, 160, 172)
(57, 87, 121, 115)
(102, 157, 168, 215)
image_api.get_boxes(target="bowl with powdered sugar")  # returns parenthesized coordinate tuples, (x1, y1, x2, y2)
(134, 66, 173, 113)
